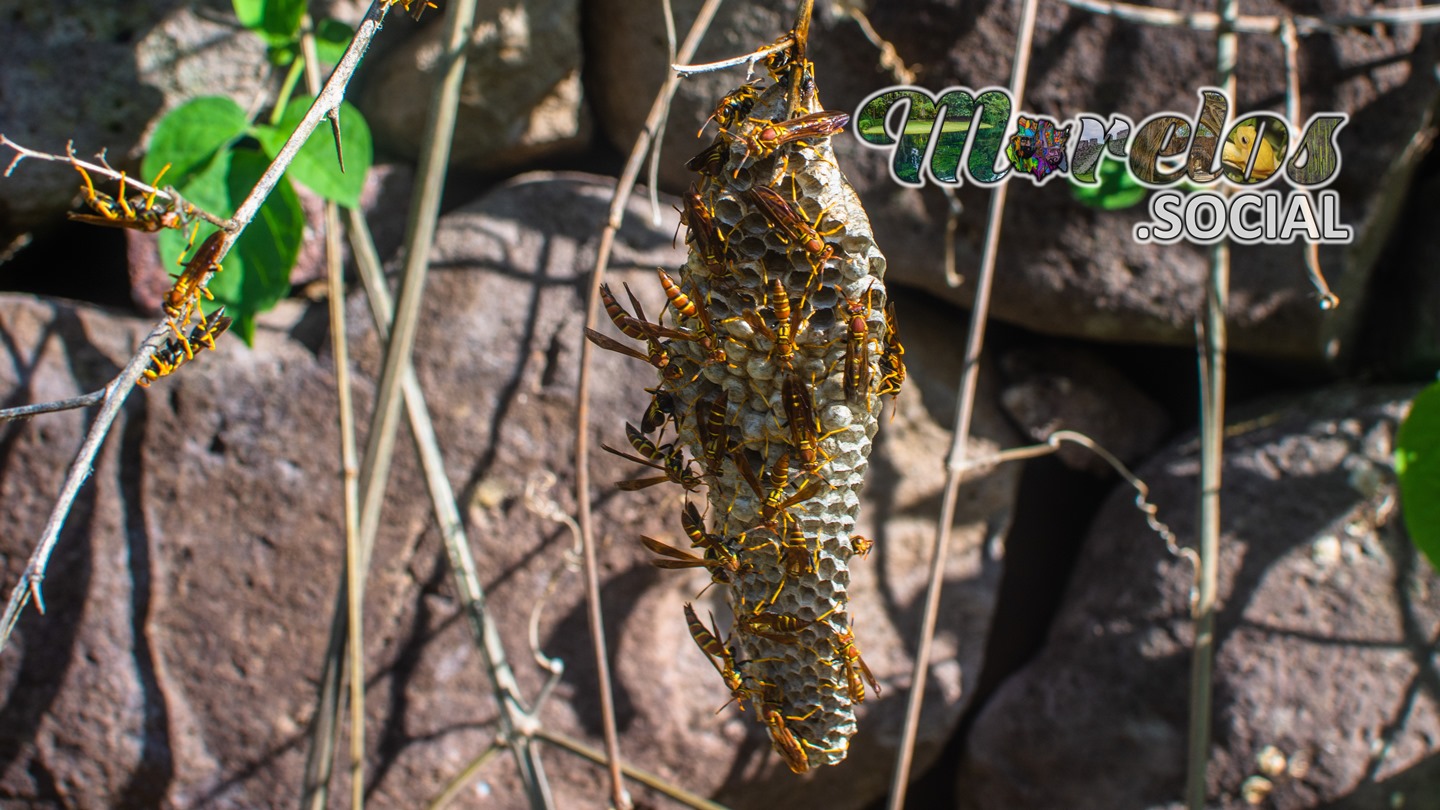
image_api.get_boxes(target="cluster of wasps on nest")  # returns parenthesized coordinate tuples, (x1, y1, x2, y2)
(587, 31, 905, 773)
(64, 151, 232, 387)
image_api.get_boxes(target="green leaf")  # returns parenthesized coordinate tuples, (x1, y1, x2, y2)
(314, 18, 354, 66)
(233, 0, 305, 45)
(254, 96, 372, 207)
(1398, 381, 1440, 571)
(156, 148, 304, 345)
(261, 0, 305, 42)
(143, 97, 250, 187)
(232, 0, 264, 29)
(1070, 158, 1148, 211)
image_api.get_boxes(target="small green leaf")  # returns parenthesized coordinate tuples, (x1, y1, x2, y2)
(232, 0, 264, 29)
(143, 97, 250, 186)
(255, 96, 372, 207)
(156, 148, 304, 345)
(1070, 158, 1148, 211)
(261, 0, 305, 42)
(1398, 381, 1440, 571)
(314, 18, 354, 65)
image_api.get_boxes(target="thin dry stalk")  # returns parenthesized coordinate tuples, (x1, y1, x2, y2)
(887, 0, 1039, 805)
(297, 14, 369, 806)
(1061, 0, 1440, 35)
(0, 391, 105, 421)
(1185, 0, 1237, 806)
(347, 208, 554, 807)
(533, 730, 733, 810)
(1276, 15, 1339, 310)
(572, 3, 723, 807)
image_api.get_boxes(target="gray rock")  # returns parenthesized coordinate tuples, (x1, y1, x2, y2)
(355, 0, 590, 170)
(585, 0, 1440, 364)
(0, 173, 1020, 807)
(0, 0, 174, 243)
(999, 344, 1171, 475)
(958, 384, 1438, 809)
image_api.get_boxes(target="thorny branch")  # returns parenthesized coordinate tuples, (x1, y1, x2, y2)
(0, 137, 228, 232)
(0, 0, 396, 656)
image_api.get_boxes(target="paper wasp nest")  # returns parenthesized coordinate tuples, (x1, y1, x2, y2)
(593, 44, 899, 771)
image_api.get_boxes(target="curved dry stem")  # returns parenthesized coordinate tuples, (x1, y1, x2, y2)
(886, 0, 1038, 804)
(961, 430, 1186, 562)
(521, 471, 582, 712)
(424, 739, 507, 810)
(574, 3, 724, 806)
(1184, 2, 1237, 805)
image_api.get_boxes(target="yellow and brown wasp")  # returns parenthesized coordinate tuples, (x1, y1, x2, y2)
(683, 602, 760, 713)
(601, 423, 703, 492)
(832, 626, 880, 703)
(67, 155, 196, 237)
(639, 535, 743, 586)
(138, 306, 232, 388)
(743, 185, 837, 270)
(163, 230, 224, 334)
(727, 110, 850, 166)
(838, 281, 878, 405)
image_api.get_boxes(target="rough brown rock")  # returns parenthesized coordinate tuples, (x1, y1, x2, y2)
(355, 0, 590, 170)
(585, 0, 1440, 364)
(958, 385, 1437, 810)
(0, 173, 1019, 807)
(999, 343, 1172, 475)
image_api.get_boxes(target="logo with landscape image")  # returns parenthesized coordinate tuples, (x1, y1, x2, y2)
(853, 86, 1351, 246)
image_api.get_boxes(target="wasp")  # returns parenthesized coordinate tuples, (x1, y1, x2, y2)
(750, 519, 818, 606)
(780, 373, 828, 474)
(602, 423, 703, 491)
(727, 110, 850, 166)
(758, 693, 816, 774)
(852, 535, 873, 559)
(685, 139, 729, 178)
(654, 268, 726, 365)
(734, 449, 824, 530)
(741, 279, 804, 376)
(67, 156, 196, 237)
(584, 327, 684, 382)
(692, 390, 731, 480)
(163, 230, 225, 333)
(683, 602, 760, 713)
(832, 627, 880, 703)
(639, 535, 742, 585)
(600, 277, 720, 372)
(778, 522, 816, 580)
(138, 306, 232, 388)
(839, 281, 878, 405)
(681, 186, 729, 275)
(743, 185, 837, 270)
(875, 301, 906, 398)
(383, 0, 436, 19)
(735, 604, 835, 643)
(640, 388, 676, 435)
(702, 82, 761, 135)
